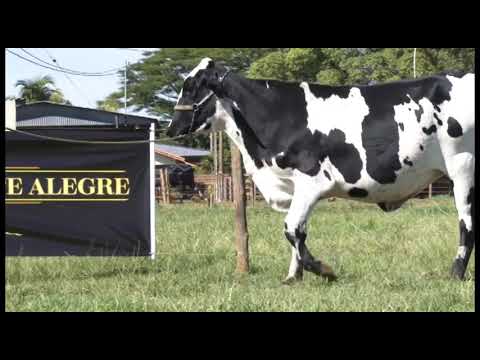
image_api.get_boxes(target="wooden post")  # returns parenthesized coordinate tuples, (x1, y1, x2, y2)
(159, 168, 166, 204)
(429, 183, 433, 199)
(219, 132, 224, 202)
(228, 176, 231, 202)
(231, 142, 249, 273)
(252, 181, 256, 207)
(164, 168, 170, 204)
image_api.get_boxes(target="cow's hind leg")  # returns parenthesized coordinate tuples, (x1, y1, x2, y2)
(447, 153, 475, 280)
(283, 189, 337, 283)
(451, 183, 475, 279)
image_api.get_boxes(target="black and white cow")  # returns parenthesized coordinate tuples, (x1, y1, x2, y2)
(167, 58, 475, 282)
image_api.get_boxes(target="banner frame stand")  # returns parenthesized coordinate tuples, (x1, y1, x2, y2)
(149, 123, 156, 260)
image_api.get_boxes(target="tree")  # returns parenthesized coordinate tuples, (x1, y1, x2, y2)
(248, 48, 474, 85)
(100, 48, 282, 148)
(99, 48, 474, 149)
(15, 75, 69, 104)
(248, 51, 290, 80)
(96, 91, 123, 112)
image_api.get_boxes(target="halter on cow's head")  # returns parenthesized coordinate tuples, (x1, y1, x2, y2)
(166, 58, 231, 137)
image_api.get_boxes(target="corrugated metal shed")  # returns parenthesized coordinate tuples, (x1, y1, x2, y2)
(154, 144, 210, 158)
(16, 101, 163, 128)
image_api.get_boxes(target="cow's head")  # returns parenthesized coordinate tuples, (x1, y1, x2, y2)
(166, 58, 230, 137)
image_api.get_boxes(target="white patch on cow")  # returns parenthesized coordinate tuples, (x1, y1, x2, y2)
(438, 74, 475, 156)
(176, 58, 212, 106)
(176, 89, 183, 105)
(187, 57, 212, 79)
(300, 83, 370, 139)
(266, 81, 270, 89)
(287, 247, 302, 278)
(391, 96, 446, 199)
(444, 74, 475, 130)
(300, 83, 375, 192)
(456, 245, 468, 259)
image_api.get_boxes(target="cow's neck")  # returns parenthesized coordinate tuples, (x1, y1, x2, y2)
(221, 74, 280, 146)
(217, 98, 259, 176)
(217, 73, 307, 173)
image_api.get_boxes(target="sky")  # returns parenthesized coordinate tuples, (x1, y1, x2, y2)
(5, 48, 158, 112)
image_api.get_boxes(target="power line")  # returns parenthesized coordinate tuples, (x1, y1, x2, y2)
(21, 48, 123, 75)
(42, 48, 94, 108)
(6, 49, 120, 77)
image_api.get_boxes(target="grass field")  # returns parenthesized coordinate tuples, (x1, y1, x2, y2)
(5, 196, 475, 312)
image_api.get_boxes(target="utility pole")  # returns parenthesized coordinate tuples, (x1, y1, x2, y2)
(124, 60, 128, 114)
(413, 48, 417, 79)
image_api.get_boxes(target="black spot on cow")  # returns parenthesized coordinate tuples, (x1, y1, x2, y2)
(422, 125, 437, 135)
(415, 104, 424, 123)
(308, 83, 350, 99)
(360, 85, 404, 184)
(419, 144, 424, 151)
(467, 187, 474, 206)
(326, 129, 362, 183)
(403, 157, 413, 167)
(428, 76, 453, 106)
(323, 170, 331, 180)
(458, 220, 474, 249)
(236, 131, 240, 136)
(398, 122, 404, 132)
(295, 227, 306, 240)
(434, 104, 441, 112)
(439, 69, 468, 78)
(447, 117, 463, 138)
(349, 188, 369, 198)
(434, 113, 443, 126)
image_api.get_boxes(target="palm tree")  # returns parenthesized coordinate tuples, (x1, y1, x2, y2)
(15, 75, 68, 104)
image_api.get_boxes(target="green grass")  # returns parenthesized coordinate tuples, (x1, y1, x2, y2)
(5, 196, 474, 312)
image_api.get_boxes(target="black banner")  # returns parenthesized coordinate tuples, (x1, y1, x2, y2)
(5, 128, 154, 256)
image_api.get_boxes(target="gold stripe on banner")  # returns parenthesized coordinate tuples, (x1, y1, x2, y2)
(6, 232, 24, 236)
(6, 198, 129, 202)
(5, 170, 126, 173)
(6, 202, 42, 205)
(5, 166, 41, 170)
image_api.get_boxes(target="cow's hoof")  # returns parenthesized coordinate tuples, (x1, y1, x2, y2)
(451, 259, 466, 280)
(282, 276, 303, 285)
(318, 262, 338, 282)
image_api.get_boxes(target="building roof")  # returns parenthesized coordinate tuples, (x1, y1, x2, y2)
(16, 101, 167, 129)
(154, 144, 210, 167)
(155, 144, 210, 158)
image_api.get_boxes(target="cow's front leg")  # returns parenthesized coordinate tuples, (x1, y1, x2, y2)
(283, 181, 337, 283)
(282, 247, 304, 284)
